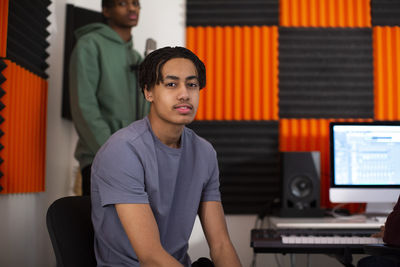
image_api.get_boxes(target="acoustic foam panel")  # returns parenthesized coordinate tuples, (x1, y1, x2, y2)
(280, 0, 371, 27)
(0, 0, 9, 57)
(188, 120, 279, 214)
(0, 59, 5, 192)
(6, 0, 51, 78)
(373, 26, 400, 120)
(61, 5, 102, 120)
(186, 0, 279, 26)
(278, 27, 374, 119)
(371, 0, 400, 26)
(187, 26, 279, 121)
(0, 60, 47, 193)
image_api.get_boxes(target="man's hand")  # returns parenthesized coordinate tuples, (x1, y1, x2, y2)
(371, 225, 385, 238)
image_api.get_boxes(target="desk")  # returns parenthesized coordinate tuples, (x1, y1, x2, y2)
(251, 217, 383, 267)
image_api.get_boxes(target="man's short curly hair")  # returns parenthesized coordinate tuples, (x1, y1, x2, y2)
(102, 0, 115, 8)
(138, 47, 206, 94)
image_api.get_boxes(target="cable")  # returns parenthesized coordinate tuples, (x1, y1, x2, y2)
(274, 254, 283, 267)
(329, 203, 368, 222)
(249, 253, 257, 267)
(290, 254, 296, 267)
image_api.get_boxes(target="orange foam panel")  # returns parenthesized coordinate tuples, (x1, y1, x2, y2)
(186, 26, 279, 120)
(373, 26, 400, 120)
(280, 0, 371, 27)
(0, 0, 9, 57)
(0, 60, 48, 193)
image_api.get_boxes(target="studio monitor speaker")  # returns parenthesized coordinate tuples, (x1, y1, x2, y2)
(280, 151, 324, 217)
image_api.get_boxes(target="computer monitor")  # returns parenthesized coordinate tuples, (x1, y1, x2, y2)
(329, 121, 400, 215)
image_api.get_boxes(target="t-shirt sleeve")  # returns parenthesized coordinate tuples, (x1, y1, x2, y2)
(92, 137, 149, 207)
(201, 149, 221, 202)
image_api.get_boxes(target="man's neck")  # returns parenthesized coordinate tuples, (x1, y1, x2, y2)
(148, 116, 184, 149)
(109, 25, 132, 42)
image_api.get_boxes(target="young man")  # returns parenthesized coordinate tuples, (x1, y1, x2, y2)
(69, 0, 149, 196)
(91, 47, 242, 267)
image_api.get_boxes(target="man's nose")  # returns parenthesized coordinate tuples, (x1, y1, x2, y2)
(177, 85, 190, 100)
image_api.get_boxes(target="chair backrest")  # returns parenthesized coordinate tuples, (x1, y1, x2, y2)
(46, 196, 97, 267)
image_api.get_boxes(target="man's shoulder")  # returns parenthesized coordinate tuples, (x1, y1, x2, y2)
(109, 119, 150, 145)
(75, 23, 107, 39)
(92, 119, 153, 175)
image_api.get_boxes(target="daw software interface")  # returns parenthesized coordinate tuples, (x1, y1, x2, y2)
(332, 124, 400, 186)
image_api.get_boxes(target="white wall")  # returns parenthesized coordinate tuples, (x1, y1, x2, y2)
(0, 1, 363, 266)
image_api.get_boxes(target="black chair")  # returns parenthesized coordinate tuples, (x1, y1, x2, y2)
(46, 196, 96, 267)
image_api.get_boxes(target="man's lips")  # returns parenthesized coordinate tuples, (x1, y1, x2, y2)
(173, 104, 193, 112)
(128, 13, 138, 20)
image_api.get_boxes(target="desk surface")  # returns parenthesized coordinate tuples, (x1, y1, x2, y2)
(270, 216, 384, 229)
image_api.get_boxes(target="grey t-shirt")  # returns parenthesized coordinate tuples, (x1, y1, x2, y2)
(91, 117, 221, 267)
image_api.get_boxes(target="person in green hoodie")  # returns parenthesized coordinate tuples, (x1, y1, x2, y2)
(69, 0, 149, 196)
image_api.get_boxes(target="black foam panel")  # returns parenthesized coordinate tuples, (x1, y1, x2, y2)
(61, 4, 103, 120)
(372, 0, 400, 26)
(278, 27, 374, 119)
(188, 120, 280, 214)
(7, 0, 50, 78)
(186, 0, 279, 26)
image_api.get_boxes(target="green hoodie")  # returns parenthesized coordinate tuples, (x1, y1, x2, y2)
(69, 23, 149, 169)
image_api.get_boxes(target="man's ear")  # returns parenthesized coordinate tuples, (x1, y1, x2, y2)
(144, 86, 153, 102)
(102, 7, 110, 20)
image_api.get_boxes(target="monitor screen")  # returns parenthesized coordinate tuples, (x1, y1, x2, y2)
(329, 121, 400, 214)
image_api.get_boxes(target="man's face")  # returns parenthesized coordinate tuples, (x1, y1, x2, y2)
(144, 58, 200, 127)
(103, 0, 140, 28)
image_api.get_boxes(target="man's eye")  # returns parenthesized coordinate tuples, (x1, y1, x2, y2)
(117, 1, 127, 6)
(166, 83, 176, 87)
(188, 83, 199, 88)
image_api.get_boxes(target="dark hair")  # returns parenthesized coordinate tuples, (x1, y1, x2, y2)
(102, 0, 115, 8)
(101, 0, 114, 23)
(138, 46, 206, 93)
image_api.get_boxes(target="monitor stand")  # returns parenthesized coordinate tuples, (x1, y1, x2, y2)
(365, 202, 395, 217)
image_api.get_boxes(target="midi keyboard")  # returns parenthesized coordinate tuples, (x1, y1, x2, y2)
(251, 228, 383, 254)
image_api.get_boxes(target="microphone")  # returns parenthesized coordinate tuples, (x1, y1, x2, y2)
(144, 38, 157, 57)
(131, 38, 157, 71)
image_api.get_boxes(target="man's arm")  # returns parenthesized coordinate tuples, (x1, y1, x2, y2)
(115, 203, 184, 267)
(383, 195, 400, 246)
(198, 201, 242, 267)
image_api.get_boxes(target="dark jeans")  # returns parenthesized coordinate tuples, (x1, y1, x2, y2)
(81, 164, 92, 196)
(357, 256, 400, 267)
(192, 258, 214, 267)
